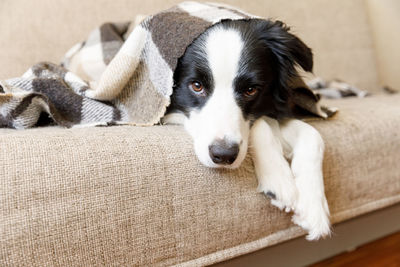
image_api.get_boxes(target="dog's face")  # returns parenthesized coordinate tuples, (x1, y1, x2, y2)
(170, 19, 313, 168)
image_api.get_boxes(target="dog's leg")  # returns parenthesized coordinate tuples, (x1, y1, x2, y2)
(279, 119, 331, 240)
(250, 118, 298, 212)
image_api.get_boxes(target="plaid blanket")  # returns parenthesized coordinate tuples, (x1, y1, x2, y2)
(0, 2, 349, 129)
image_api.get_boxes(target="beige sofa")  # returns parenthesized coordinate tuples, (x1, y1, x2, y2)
(1, 0, 399, 266)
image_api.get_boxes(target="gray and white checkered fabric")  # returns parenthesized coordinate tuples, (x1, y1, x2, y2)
(0, 1, 347, 129)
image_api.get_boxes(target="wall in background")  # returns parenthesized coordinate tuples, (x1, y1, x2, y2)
(367, 0, 400, 90)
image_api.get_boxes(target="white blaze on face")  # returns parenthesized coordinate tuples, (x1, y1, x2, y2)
(184, 26, 250, 168)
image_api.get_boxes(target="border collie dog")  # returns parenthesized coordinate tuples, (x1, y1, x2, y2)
(164, 19, 331, 240)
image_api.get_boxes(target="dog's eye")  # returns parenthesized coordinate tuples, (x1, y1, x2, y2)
(244, 87, 258, 97)
(190, 81, 204, 93)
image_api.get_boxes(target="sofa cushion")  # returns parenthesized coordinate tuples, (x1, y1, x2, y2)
(1, 95, 399, 266)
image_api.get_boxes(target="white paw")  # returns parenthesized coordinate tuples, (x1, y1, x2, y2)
(292, 192, 331, 240)
(257, 173, 298, 213)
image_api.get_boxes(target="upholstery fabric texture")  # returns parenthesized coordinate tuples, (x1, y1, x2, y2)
(1, 95, 400, 266)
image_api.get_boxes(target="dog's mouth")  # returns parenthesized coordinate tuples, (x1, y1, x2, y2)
(182, 100, 251, 169)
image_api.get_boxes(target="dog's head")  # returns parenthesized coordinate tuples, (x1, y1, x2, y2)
(171, 19, 313, 168)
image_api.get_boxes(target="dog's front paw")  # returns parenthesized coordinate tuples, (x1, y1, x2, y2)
(257, 173, 298, 213)
(292, 192, 331, 240)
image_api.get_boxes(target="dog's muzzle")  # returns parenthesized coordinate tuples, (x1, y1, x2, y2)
(208, 139, 239, 165)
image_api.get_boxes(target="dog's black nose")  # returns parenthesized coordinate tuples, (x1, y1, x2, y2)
(209, 140, 239, 165)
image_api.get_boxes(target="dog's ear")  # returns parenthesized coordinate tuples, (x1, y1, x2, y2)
(254, 19, 313, 117)
(258, 20, 313, 73)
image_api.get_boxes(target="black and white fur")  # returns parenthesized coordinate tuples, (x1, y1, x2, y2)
(164, 19, 331, 240)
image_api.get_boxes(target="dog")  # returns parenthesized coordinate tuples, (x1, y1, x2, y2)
(163, 18, 331, 240)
